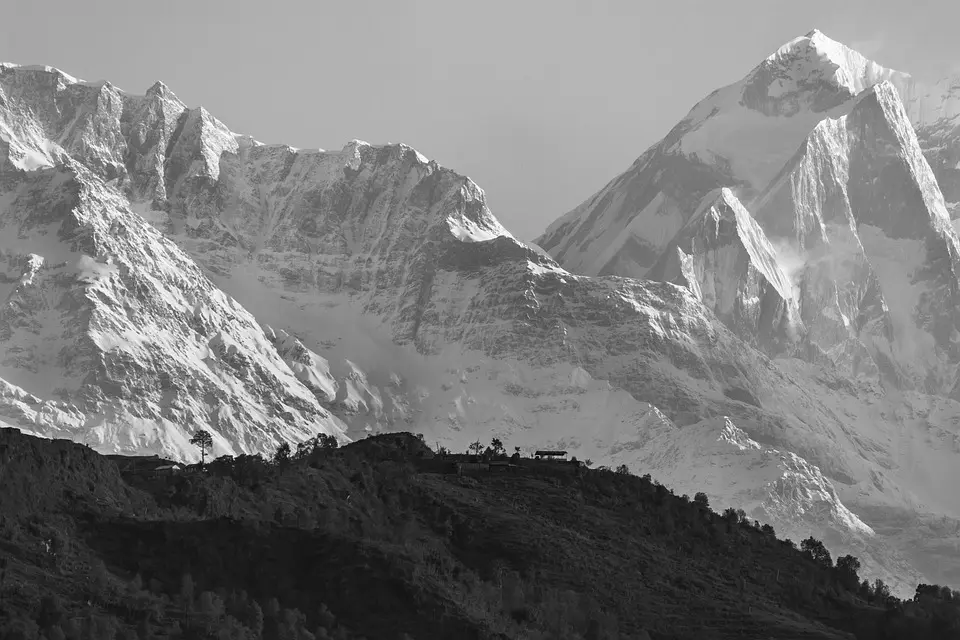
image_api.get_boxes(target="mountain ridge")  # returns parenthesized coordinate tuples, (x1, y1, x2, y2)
(645, 187, 802, 354)
(3, 39, 960, 597)
(535, 33, 960, 396)
(531, 30, 960, 594)
(535, 30, 960, 276)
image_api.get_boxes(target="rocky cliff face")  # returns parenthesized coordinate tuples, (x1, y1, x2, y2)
(537, 31, 960, 396)
(3, 51, 960, 596)
(0, 65, 348, 457)
(535, 30, 896, 280)
(0, 156, 349, 456)
(533, 30, 960, 593)
(901, 75, 960, 221)
(754, 81, 960, 396)
(646, 188, 801, 354)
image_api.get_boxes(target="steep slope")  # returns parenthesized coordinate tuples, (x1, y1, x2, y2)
(5, 62, 960, 594)
(535, 30, 909, 280)
(536, 32, 960, 395)
(646, 188, 802, 353)
(530, 31, 960, 593)
(901, 74, 960, 220)
(535, 30, 960, 283)
(753, 81, 960, 396)
(0, 73, 348, 459)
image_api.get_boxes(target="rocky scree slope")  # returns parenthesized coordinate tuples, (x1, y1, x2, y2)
(0, 61, 954, 594)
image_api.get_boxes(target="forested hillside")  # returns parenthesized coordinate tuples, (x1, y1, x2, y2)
(0, 428, 958, 639)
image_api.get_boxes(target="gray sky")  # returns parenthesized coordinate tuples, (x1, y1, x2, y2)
(4, 0, 959, 240)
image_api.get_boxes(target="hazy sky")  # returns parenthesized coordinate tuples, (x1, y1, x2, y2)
(4, 0, 959, 240)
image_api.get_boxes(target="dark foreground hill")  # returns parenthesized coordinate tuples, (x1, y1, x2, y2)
(0, 428, 958, 640)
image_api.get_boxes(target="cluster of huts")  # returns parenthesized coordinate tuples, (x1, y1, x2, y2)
(451, 450, 583, 477)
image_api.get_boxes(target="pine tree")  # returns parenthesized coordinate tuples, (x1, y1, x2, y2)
(189, 430, 213, 467)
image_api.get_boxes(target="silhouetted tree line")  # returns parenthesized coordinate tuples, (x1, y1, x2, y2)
(563, 455, 960, 639)
(1, 431, 959, 639)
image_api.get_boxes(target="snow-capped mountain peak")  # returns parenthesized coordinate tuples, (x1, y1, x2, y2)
(535, 31, 960, 593)
(762, 29, 905, 99)
(535, 32, 915, 282)
(6, 49, 960, 597)
(534, 30, 960, 287)
(144, 80, 176, 99)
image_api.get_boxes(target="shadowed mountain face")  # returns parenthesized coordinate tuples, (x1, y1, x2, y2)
(3, 39, 960, 597)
